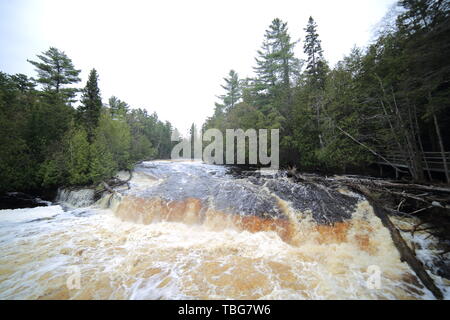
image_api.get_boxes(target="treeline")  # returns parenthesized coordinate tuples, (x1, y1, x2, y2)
(0, 48, 173, 194)
(203, 0, 450, 182)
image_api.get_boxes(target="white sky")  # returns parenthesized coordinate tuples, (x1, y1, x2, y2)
(0, 0, 396, 135)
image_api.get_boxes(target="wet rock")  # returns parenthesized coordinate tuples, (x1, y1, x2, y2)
(0, 192, 50, 210)
(211, 180, 285, 219)
(263, 179, 358, 224)
(131, 163, 360, 224)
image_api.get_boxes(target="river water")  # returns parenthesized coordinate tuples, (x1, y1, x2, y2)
(0, 160, 448, 299)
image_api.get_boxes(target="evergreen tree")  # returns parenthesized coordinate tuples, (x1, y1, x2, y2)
(65, 127, 90, 185)
(1, 49, 175, 194)
(216, 70, 241, 112)
(27, 47, 81, 102)
(397, 0, 448, 32)
(96, 111, 132, 169)
(302, 16, 329, 149)
(79, 69, 102, 140)
(109, 96, 129, 119)
(10, 74, 36, 93)
(303, 17, 327, 89)
(0, 73, 35, 192)
(254, 18, 297, 113)
(89, 131, 117, 184)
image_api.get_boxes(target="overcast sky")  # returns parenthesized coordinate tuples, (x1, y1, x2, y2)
(0, 0, 396, 135)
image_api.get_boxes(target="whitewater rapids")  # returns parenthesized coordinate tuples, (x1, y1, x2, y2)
(0, 160, 448, 299)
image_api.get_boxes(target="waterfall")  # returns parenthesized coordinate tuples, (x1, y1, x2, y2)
(56, 188, 95, 208)
(0, 160, 447, 300)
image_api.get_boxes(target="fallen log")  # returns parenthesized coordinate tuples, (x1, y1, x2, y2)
(296, 173, 450, 193)
(101, 181, 116, 194)
(330, 176, 450, 194)
(349, 185, 444, 300)
(369, 188, 430, 204)
(294, 173, 450, 209)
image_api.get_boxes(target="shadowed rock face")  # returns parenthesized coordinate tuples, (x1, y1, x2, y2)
(129, 162, 360, 224)
(0, 192, 50, 210)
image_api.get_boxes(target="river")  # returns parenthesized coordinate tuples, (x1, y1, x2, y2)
(0, 160, 448, 299)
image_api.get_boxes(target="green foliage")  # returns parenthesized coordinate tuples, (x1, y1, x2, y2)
(216, 70, 242, 112)
(130, 134, 155, 163)
(303, 16, 328, 90)
(27, 47, 81, 103)
(0, 47, 174, 194)
(109, 96, 129, 120)
(89, 132, 117, 184)
(96, 111, 132, 169)
(204, 3, 450, 179)
(254, 18, 298, 117)
(2, 1, 450, 195)
(40, 153, 65, 187)
(0, 72, 39, 192)
(125, 108, 172, 159)
(79, 69, 102, 140)
(65, 127, 91, 185)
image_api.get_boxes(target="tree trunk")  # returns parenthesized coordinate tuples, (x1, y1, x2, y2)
(413, 103, 432, 181)
(433, 114, 450, 184)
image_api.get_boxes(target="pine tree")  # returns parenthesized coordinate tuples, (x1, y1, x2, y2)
(303, 17, 329, 149)
(303, 17, 327, 90)
(109, 96, 129, 119)
(216, 70, 241, 112)
(27, 47, 81, 102)
(254, 18, 297, 106)
(10, 74, 36, 93)
(79, 69, 102, 140)
(397, 0, 449, 33)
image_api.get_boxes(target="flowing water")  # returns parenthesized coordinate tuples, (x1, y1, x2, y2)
(0, 160, 448, 299)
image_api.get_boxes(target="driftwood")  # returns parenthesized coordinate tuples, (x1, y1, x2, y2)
(294, 173, 450, 208)
(333, 177, 450, 194)
(101, 181, 116, 194)
(291, 172, 445, 299)
(91, 170, 133, 207)
(95, 170, 133, 197)
(294, 172, 450, 192)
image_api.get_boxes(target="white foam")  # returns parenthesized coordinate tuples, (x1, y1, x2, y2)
(0, 161, 448, 300)
(0, 205, 64, 224)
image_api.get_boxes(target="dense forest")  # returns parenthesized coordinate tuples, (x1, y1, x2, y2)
(0, 48, 174, 194)
(1, 0, 449, 197)
(203, 0, 450, 182)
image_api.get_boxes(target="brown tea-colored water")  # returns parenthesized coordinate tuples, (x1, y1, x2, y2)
(0, 161, 447, 299)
